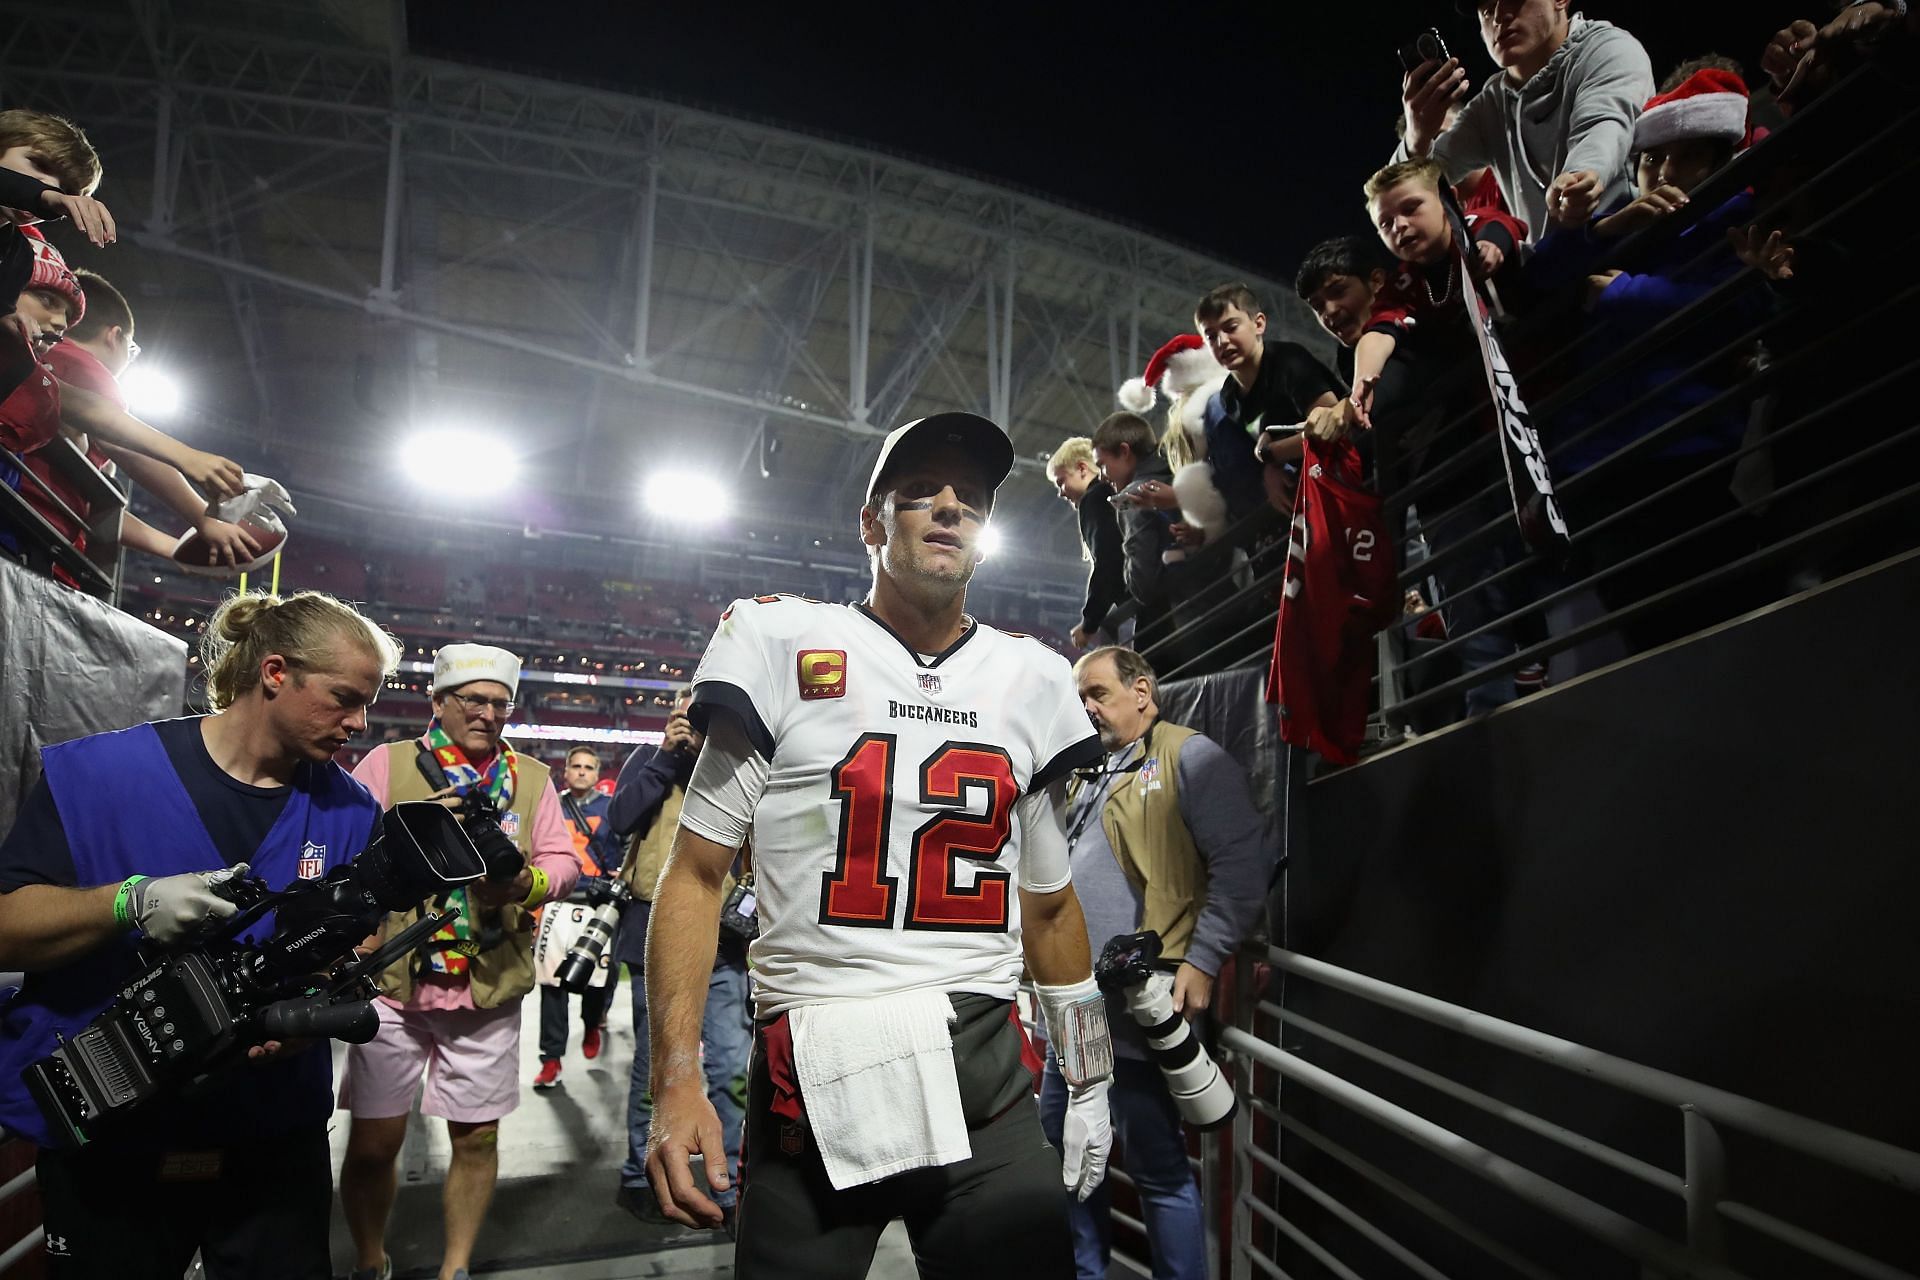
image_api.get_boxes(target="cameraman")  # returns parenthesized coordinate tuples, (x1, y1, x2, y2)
(336, 643, 579, 1280)
(0, 590, 401, 1279)
(605, 691, 751, 1230)
(1039, 646, 1275, 1280)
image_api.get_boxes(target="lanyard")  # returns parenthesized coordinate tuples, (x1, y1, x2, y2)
(1065, 725, 1154, 852)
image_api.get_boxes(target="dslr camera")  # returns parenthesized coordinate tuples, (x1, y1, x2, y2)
(1095, 929, 1237, 1131)
(23, 802, 487, 1147)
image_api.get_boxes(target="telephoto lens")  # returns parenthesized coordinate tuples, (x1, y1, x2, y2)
(1095, 929, 1236, 1131)
(1117, 970, 1236, 1130)
(558, 879, 629, 994)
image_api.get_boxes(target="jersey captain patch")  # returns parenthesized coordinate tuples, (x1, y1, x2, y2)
(797, 649, 847, 699)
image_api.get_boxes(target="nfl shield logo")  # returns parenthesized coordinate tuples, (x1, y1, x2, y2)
(500, 811, 521, 837)
(297, 840, 326, 880)
(1137, 757, 1160, 791)
(917, 672, 942, 696)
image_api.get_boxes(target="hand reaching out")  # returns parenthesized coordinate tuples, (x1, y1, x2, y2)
(190, 516, 264, 568)
(1304, 398, 1358, 443)
(39, 190, 117, 248)
(1763, 20, 1820, 90)
(1349, 374, 1381, 431)
(1729, 224, 1797, 281)
(1471, 239, 1505, 281)
(180, 448, 246, 499)
(1595, 184, 1690, 239)
(1546, 170, 1602, 229)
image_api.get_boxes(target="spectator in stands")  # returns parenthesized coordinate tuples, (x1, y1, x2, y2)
(1092, 412, 1183, 635)
(1192, 283, 1341, 522)
(1048, 436, 1127, 649)
(0, 110, 115, 401)
(532, 745, 621, 1088)
(0, 112, 235, 500)
(25, 269, 262, 566)
(1529, 68, 1789, 651)
(1397, 1, 1653, 241)
(1038, 646, 1272, 1280)
(1315, 157, 1535, 714)
(0, 590, 401, 1279)
(607, 692, 750, 1231)
(338, 643, 580, 1280)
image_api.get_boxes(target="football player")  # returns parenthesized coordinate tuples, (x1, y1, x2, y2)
(643, 412, 1114, 1275)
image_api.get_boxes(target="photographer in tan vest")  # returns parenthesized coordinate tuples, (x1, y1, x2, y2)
(335, 643, 581, 1280)
(1040, 645, 1275, 1280)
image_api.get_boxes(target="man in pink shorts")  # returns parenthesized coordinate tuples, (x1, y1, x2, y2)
(336, 643, 580, 1280)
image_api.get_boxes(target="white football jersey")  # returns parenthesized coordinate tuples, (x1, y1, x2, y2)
(690, 595, 1101, 1016)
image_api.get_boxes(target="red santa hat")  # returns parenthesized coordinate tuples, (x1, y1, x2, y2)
(1632, 68, 1751, 154)
(20, 226, 85, 325)
(1118, 334, 1216, 413)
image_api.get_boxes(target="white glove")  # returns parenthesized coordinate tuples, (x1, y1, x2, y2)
(129, 864, 248, 943)
(1061, 1077, 1113, 1201)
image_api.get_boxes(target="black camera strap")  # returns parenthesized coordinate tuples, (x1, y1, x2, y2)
(559, 792, 614, 877)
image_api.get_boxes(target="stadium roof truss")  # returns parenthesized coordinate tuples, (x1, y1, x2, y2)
(0, 0, 1310, 565)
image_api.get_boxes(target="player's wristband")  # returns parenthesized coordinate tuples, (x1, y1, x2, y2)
(113, 875, 148, 930)
(521, 867, 550, 910)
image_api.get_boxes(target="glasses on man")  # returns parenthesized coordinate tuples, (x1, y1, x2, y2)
(445, 691, 515, 718)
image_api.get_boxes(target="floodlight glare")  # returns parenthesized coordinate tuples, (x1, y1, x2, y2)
(119, 367, 184, 419)
(977, 525, 1003, 560)
(400, 429, 521, 496)
(644, 471, 731, 523)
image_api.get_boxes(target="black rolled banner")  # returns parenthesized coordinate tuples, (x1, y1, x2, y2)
(1440, 181, 1572, 557)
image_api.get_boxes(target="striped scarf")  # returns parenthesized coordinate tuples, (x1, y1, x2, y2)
(420, 720, 518, 977)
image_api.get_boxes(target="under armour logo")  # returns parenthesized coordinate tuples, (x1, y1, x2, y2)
(45, 1235, 70, 1256)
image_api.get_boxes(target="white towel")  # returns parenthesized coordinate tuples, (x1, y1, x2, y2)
(788, 990, 971, 1189)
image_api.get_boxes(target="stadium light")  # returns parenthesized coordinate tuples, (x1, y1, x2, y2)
(644, 470, 731, 523)
(977, 525, 1003, 560)
(400, 428, 521, 495)
(119, 366, 183, 419)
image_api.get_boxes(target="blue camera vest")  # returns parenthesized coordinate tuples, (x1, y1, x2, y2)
(0, 721, 379, 1147)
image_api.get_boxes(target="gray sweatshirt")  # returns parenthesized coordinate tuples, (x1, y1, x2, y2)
(1395, 14, 1654, 246)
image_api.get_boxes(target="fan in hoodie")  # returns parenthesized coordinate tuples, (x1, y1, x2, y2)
(1395, 1, 1655, 244)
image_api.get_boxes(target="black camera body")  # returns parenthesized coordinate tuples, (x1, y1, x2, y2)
(446, 783, 524, 884)
(22, 802, 487, 1148)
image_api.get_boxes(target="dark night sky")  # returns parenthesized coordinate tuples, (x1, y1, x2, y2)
(409, 2, 1802, 280)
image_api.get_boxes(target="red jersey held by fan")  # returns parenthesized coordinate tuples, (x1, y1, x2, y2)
(1266, 436, 1399, 766)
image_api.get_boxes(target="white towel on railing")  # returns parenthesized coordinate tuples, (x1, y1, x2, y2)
(789, 989, 970, 1189)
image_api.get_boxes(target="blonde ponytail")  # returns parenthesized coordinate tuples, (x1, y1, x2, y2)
(200, 591, 402, 710)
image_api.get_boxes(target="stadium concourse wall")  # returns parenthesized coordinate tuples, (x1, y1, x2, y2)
(1278, 548, 1920, 1275)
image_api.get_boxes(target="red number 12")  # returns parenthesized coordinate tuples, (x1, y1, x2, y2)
(819, 733, 1016, 932)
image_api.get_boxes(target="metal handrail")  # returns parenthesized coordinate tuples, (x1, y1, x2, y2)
(1221, 1024, 1747, 1279)
(1256, 1000, 1681, 1195)
(1228, 947, 1920, 1279)
(1263, 945, 1920, 1189)
(1251, 1098, 1558, 1280)
(0, 440, 121, 598)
